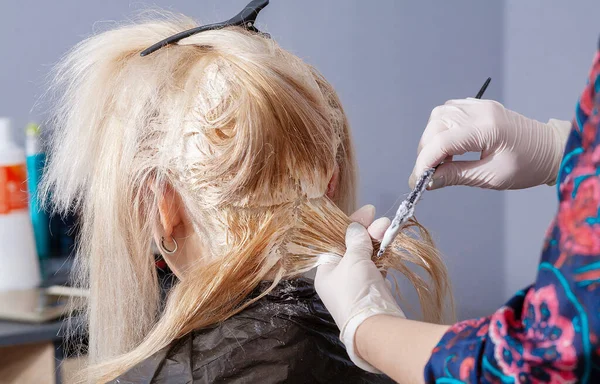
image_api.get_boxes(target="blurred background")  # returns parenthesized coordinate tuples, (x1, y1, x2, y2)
(0, 0, 599, 381)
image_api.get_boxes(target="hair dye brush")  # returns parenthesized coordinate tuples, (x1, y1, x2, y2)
(377, 77, 491, 257)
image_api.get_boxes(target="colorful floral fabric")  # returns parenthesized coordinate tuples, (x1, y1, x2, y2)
(424, 48, 600, 383)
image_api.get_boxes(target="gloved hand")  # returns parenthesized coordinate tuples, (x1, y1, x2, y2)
(315, 217, 405, 373)
(409, 98, 572, 190)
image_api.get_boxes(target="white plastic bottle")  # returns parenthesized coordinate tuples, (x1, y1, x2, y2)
(0, 117, 40, 291)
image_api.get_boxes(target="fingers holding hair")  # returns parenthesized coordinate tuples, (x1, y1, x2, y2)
(367, 217, 391, 241)
(345, 222, 374, 261)
(349, 204, 376, 227)
(349, 205, 390, 241)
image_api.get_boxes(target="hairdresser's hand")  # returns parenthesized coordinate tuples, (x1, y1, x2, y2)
(315, 212, 405, 373)
(409, 98, 571, 190)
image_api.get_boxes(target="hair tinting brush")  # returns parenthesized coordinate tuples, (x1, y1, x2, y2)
(376, 77, 491, 257)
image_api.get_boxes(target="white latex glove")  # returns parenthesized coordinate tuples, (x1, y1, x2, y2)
(315, 221, 405, 373)
(409, 98, 572, 190)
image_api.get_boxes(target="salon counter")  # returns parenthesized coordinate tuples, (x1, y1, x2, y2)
(0, 318, 64, 347)
(0, 259, 82, 384)
(0, 318, 71, 384)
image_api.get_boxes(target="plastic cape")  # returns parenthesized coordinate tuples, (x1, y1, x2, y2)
(111, 278, 393, 383)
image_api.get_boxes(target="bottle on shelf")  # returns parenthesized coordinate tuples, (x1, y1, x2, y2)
(0, 117, 40, 291)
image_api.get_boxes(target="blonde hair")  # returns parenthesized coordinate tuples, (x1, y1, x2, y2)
(43, 13, 452, 383)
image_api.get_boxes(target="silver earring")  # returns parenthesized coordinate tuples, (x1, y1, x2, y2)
(159, 236, 178, 254)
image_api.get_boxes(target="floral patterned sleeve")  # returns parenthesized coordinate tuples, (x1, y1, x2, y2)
(424, 48, 600, 384)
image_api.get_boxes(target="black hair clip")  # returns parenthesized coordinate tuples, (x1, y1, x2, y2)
(141, 0, 270, 57)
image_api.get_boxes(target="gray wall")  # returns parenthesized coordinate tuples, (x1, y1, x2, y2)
(0, 1, 506, 319)
(503, 0, 600, 299)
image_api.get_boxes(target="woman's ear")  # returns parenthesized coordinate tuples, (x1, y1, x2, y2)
(326, 164, 340, 199)
(148, 181, 200, 280)
(151, 183, 183, 238)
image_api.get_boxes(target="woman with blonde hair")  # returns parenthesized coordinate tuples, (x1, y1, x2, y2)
(43, 1, 451, 382)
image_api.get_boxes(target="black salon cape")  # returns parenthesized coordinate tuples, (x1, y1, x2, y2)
(111, 278, 393, 384)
